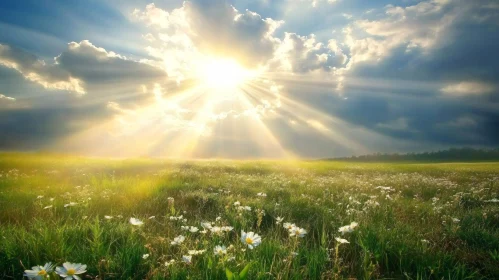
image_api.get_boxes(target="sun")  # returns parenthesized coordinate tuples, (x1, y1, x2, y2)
(198, 58, 257, 90)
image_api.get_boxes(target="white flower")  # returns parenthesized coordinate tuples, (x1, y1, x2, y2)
(148, 216, 156, 219)
(452, 218, 460, 223)
(165, 259, 175, 267)
(338, 222, 358, 235)
(283, 222, 296, 231)
(201, 222, 212, 229)
(143, 254, 150, 259)
(182, 255, 192, 264)
(64, 202, 78, 208)
(335, 237, 350, 244)
(234, 201, 241, 206)
(216, 216, 222, 221)
(214, 245, 227, 256)
(171, 235, 186, 246)
(210, 226, 222, 235)
(289, 226, 307, 238)
(43, 205, 53, 210)
(188, 249, 206, 255)
(221, 226, 233, 232)
(257, 192, 267, 197)
(241, 231, 262, 249)
(36, 195, 44, 199)
(55, 262, 87, 279)
(275, 216, 284, 224)
(104, 215, 113, 220)
(129, 218, 144, 226)
(24, 262, 54, 279)
(189, 226, 199, 233)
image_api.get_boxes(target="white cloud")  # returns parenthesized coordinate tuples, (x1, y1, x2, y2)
(441, 81, 495, 96)
(270, 33, 346, 72)
(310, 0, 339, 8)
(0, 44, 86, 94)
(343, 0, 454, 68)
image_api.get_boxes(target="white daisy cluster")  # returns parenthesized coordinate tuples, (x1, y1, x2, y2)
(24, 262, 86, 280)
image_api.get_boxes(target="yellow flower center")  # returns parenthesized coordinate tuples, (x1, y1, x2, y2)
(38, 270, 47, 276)
(67, 268, 76, 275)
(245, 237, 253, 244)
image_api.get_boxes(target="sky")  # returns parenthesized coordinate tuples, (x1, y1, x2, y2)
(0, 0, 498, 158)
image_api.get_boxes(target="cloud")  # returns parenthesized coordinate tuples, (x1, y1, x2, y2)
(441, 81, 495, 96)
(0, 44, 85, 94)
(133, 0, 283, 69)
(0, 93, 16, 108)
(270, 33, 346, 72)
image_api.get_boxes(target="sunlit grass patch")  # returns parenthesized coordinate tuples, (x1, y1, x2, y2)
(0, 153, 498, 279)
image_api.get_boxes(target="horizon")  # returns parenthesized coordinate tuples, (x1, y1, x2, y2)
(1, 0, 499, 158)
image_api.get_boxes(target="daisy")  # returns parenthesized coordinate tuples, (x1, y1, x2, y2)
(275, 216, 284, 224)
(283, 222, 296, 231)
(214, 245, 227, 256)
(64, 202, 78, 208)
(241, 231, 262, 249)
(165, 259, 175, 267)
(189, 226, 199, 233)
(182, 255, 192, 264)
(24, 262, 54, 279)
(55, 262, 87, 280)
(335, 237, 350, 244)
(129, 218, 144, 226)
(289, 226, 307, 238)
(338, 222, 358, 235)
(171, 235, 185, 245)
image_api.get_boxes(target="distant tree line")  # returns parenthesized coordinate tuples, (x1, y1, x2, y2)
(331, 147, 499, 162)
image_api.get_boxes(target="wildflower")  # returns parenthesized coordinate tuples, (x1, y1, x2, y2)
(104, 215, 113, 220)
(43, 205, 53, 209)
(129, 218, 144, 226)
(452, 218, 460, 223)
(188, 249, 206, 255)
(216, 216, 222, 221)
(335, 237, 350, 244)
(241, 231, 262, 249)
(142, 254, 150, 259)
(338, 222, 358, 235)
(148, 216, 155, 219)
(257, 192, 267, 197)
(36, 195, 44, 199)
(182, 255, 192, 264)
(289, 226, 307, 238)
(24, 262, 54, 279)
(283, 222, 296, 231)
(55, 262, 87, 279)
(64, 202, 78, 208)
(189, 226, 199, 233)
(210, 226, 222, 235)
(275, 216, 284, 224)
(234, 201, 241, 206)
(214, 245, 227, 256)
(221, 226, 233, 232)
(165, 259, 175, 267)
(171, 235, 185, 245)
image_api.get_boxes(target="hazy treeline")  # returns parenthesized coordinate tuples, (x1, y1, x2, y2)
(332, 148, 499, 162)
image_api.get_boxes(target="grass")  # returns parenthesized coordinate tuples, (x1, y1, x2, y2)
(0, 153, 498, 279)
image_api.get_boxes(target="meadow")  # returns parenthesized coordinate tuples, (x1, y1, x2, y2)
(0, 153, 498, 279)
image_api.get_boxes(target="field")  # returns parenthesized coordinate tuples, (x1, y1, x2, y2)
(0, 153, 498, 279)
